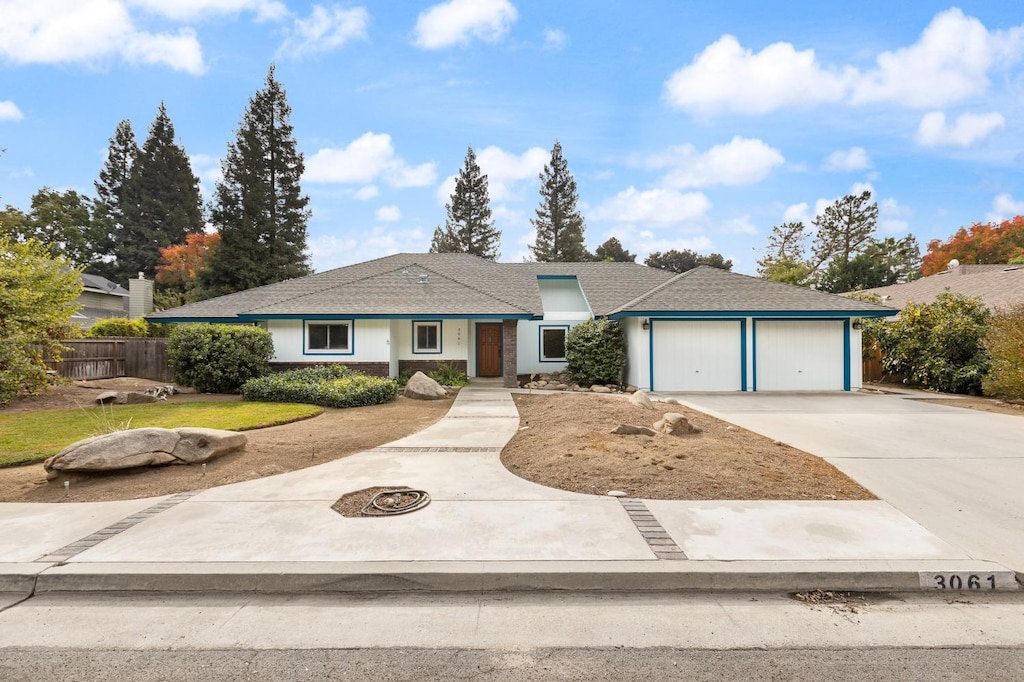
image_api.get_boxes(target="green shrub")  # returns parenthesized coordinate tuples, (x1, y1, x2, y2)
(982, 303, 1024, 400)
(396, 368, 415, 388)
(240, 365, 398, 408)
(428, 362, 469, 387)
(87, 317, 149, 337)
(565, 318, 625, 386)
(167, 324, 274, 393)
(876, 293, 991, 395)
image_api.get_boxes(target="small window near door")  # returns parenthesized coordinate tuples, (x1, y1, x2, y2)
(413, 321, 441, 353)
(540, 326, 568, 362)
(306, 321, 351, 353)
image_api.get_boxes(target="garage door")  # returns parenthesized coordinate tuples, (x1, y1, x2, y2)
(651, 320, 743, 391)
(755, 320, 845, 391)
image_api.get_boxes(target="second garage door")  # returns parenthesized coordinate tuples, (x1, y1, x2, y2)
(755, 320, 846, 391)
(651, 320, 743, 391)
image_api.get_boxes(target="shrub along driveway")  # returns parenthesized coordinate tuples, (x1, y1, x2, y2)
(661, 390, 1024, 572)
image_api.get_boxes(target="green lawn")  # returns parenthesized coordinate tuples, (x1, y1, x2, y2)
(0, 401, 324, 467)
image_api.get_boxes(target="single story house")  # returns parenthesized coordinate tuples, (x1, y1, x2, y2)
(856, 262, 1024, 311)
(147, 253, 895, 392)
(72, 273, 129, 329)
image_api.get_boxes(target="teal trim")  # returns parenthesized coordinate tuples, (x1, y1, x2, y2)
(648, 319, 654, 392)
(536, 275, 578, 280)
(240, 313, 531, 321)
(303, 319, 355, 356)
(740, 321, 747, 391)
(752, 320, 758, 392)
(412, 320, 443, 355)
(843, 319, 851, 391)
(538, 325, 569, 362)
(610, 310, 893, 319)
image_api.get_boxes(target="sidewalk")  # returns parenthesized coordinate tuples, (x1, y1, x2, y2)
(0, 385, 1016, 595)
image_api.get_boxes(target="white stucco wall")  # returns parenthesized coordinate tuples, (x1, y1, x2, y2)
(622, 317, 650, 390)
(267, 319, 390, 363)
(517, 319, 582, 375)
(392, 319, 469, 362)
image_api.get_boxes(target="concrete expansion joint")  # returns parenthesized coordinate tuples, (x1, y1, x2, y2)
(617, 498, 688, 560)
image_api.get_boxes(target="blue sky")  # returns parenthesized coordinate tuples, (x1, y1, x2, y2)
(1, 1, 1022, 276)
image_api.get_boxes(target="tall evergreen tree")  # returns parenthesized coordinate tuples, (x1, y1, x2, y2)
(93, 119, 138, 281)
(529, 141, 587, 262)
(429, 147, 500, 260)
(202, 65, 311, 297)
(118, 105, 203, 281)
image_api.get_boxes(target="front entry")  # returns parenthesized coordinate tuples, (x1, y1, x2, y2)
(476, 323, 502, 377)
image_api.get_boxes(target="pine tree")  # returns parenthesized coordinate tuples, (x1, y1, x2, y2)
(92, 119, 138, 281)
(202, 65, 312, 297)
(529, 141, 587, 262)
(119, 104, 203, 281)
(429, 147, 500, 260)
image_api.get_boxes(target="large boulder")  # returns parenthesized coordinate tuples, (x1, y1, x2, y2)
(43, 427, 246, 480)
(653, 412, 700, 436)
(403, 371, 447, 400)
(611, 423, 657, 436)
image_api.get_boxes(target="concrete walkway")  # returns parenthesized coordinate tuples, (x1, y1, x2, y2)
(0, 386, 1016, 594)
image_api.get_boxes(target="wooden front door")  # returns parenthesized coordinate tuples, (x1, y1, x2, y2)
(476, 324, 502, 377)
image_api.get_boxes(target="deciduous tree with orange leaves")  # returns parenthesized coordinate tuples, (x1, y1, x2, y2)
(155, 232, 220, 307)
(921, 216, 1024, 275)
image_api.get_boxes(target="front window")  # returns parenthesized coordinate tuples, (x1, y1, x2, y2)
(413, 321, 441, 353)
(306, 321, 351, 352)
(540, 326, 568, 361)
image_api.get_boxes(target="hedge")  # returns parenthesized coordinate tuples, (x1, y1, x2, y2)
(167, 324, 274, 393)
(240, 365, 398, 408)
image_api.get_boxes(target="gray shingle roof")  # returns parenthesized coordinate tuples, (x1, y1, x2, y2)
(147, 254, 896, 320)
(854, 264, 1024, 311)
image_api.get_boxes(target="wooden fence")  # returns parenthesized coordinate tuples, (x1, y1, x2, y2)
(44, 338, 173, 382)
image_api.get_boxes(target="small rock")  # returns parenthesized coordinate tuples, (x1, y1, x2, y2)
(625, 385, 638, 394)
(664, 397, 682, 405)
(611, 423, 658, 436)
(95, 391, 121, 405)
(726, 426, 737, 431)
(653, 412, 700, 436)
(607, 490, 627, 497)
(591, 385, 612, 393)
(628, 390, 654, 410)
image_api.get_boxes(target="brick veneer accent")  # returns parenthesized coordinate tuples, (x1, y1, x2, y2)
(271, 361, 390, 377)
(399, 359, 467, 375)
(502, 319, 518, 388)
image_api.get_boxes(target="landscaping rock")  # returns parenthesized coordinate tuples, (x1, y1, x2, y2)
(591, 385, 612, 393)
(95, 391, 122, 405)
(625, 385, 638, 394)
(124, 391, 160, 404)
(664, 398, 682, 405)
(611, 423, 658, 436)
(43, 427, 247, 480)
(653, 412, 700, 436)
(403, 371, 447, 400)
(628, 390, 654, 409)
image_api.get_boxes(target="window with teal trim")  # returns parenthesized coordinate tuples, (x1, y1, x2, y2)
(306, 321, 350, 352)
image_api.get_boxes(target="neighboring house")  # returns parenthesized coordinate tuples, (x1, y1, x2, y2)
(71, 273, 129, 329)
(856, 263, 1024, 311)
(147, 253, 895, 392)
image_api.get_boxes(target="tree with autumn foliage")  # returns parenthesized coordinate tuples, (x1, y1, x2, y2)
(921, 216, 1024, 275)
(155, 232, 221, 308)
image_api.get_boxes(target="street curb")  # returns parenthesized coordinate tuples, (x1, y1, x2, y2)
(21, 560, 1019, 594)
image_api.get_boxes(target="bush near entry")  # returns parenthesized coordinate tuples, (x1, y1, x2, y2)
(565, 318, 625, 386)
(240, 365, 398, 407)
(167, 324, 274, 393)
(982, 303, 1024, 401)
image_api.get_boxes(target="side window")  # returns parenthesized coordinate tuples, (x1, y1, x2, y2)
(306, 321, 351, 352)
(413, 321, 441, 353)
(540, 326, 568, 361)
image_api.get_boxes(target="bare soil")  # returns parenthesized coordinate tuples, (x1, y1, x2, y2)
(863, 382, 1024, 417)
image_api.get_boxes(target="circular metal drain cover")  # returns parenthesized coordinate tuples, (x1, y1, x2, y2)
(360, 489, 431, 516)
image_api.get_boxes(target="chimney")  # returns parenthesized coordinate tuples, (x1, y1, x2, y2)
(129, 274, 154, 319)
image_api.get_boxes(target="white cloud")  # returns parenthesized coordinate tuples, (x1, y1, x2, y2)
(850, 181, 875, 197)
(987, 193, 1024, 223)
(375, 205, 401, 222)
(663, 8, 1024, 115)
(436, 145, 547, 203)
(543, 28, 566, 50)
(0, 101, 24, 121)
(353, 185, 380, 200)
(591, 187, 711, 226)
(413, 0, 516, 49)
(879, 197, 913, 234)
(305, 132, 436, 188)
(0, 0, 204, 74)
(128, 0, 288, 22)
(189, 153, 222, 200)
(276, 5, 368, 59)
(309, 226, 430, 271)
(720, 215, 759, 236)
(606, 225, 714, 263)
(783, 202, 812, 225)
(823, 146, 872, 172)
(915, 111, 1006, 147)
(643, 136, 784, 188)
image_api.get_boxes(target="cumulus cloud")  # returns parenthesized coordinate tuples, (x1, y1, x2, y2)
(436, 145, 548, 203)
(375, 205, 401, 222)
(0, 0, 204, 73)
(915, 111, 1006, 147)
(309, 226, 430, 271)
(543, 28, 566, 50)
(128, 0, 288, 22)
(413, 0, 516, 49)
(663, 8, 1024, 115)
(879, 197, 913, 234)
(987, 193, 1024, 223)
(591, 187, 712, 225)
(276, 5, 368, 59)
(823, 146, 872, 172)
(305, 132, 436, 188)
(353, 185, 380, 200)
(642, 137, 784, 188)
(0, 101, 24, 121)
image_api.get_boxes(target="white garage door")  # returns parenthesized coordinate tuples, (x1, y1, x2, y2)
(651, 320, 743, 391)
(755, 320, 845, 391)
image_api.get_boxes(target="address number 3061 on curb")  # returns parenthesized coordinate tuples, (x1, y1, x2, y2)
(920, 572, 1004, 590)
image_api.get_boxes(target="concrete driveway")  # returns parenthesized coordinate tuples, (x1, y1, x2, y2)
(659, 391, 1024, 573)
